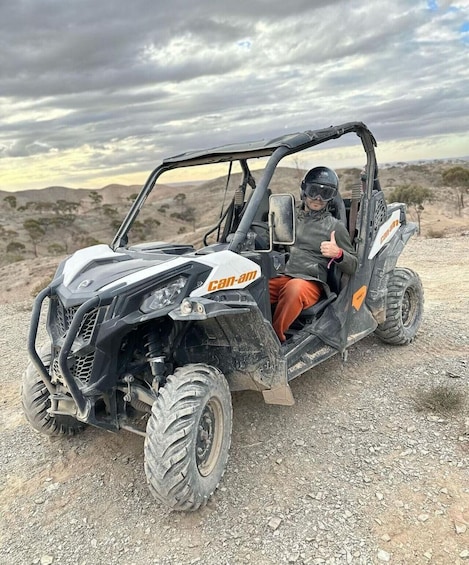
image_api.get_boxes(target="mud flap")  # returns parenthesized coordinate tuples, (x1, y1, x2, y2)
(262, 383, 295, 406)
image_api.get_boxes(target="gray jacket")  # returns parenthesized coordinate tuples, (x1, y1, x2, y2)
(285, 206, 357, 285)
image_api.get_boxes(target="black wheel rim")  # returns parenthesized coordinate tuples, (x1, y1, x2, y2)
(196, 398, 224, 477)
(402, 287, 417, 327)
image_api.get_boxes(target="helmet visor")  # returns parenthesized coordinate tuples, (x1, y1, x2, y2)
(304, 182, 336, 201)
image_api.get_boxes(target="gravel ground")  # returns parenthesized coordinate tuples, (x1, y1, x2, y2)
(0, 236, 468, 565)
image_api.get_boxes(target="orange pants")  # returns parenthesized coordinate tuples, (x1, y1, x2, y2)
(269, 276, 322, 342)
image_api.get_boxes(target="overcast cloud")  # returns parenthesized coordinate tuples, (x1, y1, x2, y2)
(1, 0, 468, 189)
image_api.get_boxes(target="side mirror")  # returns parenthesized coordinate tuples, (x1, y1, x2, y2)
(269, 194, 296, 245)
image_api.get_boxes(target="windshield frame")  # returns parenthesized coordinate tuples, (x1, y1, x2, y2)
(111, 122, 378, 251)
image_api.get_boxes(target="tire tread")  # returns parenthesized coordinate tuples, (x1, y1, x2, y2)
(144, 363, 232, 511)
(375, 267, 424, 345)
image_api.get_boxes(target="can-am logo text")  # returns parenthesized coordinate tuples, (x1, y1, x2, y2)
(207, 270, 257, 291)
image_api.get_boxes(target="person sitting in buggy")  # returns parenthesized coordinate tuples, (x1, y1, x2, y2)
(269, 166, 358, 342)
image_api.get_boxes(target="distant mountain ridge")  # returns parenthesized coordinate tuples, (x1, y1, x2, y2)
(0, 183, 144, 205)
(2, 156, 469, 208)
(380, 156, 469, 168)
(3, 155, 468, 204)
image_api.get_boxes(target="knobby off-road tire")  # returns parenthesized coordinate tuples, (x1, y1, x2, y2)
(144, 363, 233, 511)
(375, 267, 424, 345)
(21, 345, 84, 437)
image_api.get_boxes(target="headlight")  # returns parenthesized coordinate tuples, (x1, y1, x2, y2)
(140, 276, 187, 313)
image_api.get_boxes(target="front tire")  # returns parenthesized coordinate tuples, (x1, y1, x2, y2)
(22, 345, 84, 437)
(375, 267, 424, 345)
(144, 363, 232, 511)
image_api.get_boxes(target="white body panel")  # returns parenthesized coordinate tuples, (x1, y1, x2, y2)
(64, 246, 261, 296)
(62, 245, 125, 286)
(189, 250, 261, 297)
(368, 209, 401, 260)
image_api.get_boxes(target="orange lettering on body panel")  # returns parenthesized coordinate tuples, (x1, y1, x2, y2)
(379, 219, 399, 245)
(206, 270, 257, 292)
(352, 285, 367, 310)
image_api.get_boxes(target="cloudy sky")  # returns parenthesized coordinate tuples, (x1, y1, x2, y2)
(1, 0, 468, 191)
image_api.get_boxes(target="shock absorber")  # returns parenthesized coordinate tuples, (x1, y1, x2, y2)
(144, 330, 166, 392)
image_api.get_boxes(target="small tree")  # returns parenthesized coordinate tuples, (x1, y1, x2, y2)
(32, 201, 54, 214)
(89, 190, 103, 206)
(102, 204, 119, 219)
(23, 219, 46, 256)
(3, 195, 17, 209)
(442, 166, 469, 216)
(174, 193, 186, 209)
(75, 235, 101, 248)
(389, 184, 434, 234)
(179, 206, 196, 230)
(53, 199, 80, 215)
(6, 241, 25, 254)
(45, 214, 79, 252)
(129, 220, 145, 240)
(142, 217, 161, 231)
(110, 219, 122, 231)
(170, 206, 196, 229)
(47, 243, 67, 255)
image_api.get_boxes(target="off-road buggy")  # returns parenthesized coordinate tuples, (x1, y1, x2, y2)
(23, 122, 424, 511)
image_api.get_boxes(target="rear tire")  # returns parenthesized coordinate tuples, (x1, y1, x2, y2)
(22, 345, 84, 437)
(144, 363, 232, 511)
(375, 267, 424, 345)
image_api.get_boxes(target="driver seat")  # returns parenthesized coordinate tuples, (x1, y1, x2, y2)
(329, 193, 347, 227)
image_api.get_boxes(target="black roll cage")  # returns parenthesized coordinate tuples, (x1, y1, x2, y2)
(111, 122, 378, 252)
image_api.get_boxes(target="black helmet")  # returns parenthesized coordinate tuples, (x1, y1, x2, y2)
(300, 166, 339, 202)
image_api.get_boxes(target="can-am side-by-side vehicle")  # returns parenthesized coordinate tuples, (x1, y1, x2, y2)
(23, 122, 424, 510)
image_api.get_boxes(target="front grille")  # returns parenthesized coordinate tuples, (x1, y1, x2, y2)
(52, 352, 95, 385)
(55, 301, 99, 343)
(50, 298, 104, 385)
(80, 309, 99, 342)
(72, 353, 95, 384)
(56, 304, 78, 335)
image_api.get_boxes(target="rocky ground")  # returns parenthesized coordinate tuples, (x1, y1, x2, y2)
(0, 235, 468, 565)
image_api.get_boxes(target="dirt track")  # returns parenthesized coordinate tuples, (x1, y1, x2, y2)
(1, 235, 468, 565)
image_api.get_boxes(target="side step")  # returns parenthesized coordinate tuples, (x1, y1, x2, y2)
(285, 334, 338, 381)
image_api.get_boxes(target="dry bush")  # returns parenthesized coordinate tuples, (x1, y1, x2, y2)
(426, 228, 446, 239)
(412, 384, 466, 414)
(31, 276, 53, 298)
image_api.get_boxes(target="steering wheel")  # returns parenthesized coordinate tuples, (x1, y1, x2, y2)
(250, 221, 269, 235)
(249, 222, 270, 249)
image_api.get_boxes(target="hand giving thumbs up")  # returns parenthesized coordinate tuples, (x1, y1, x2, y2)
(320, 230, 342, 259)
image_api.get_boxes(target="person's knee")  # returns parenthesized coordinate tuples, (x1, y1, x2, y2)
(285, 278, 310, 296)
(286, 278, 306, 290)
(281, 279, 305, 302)
(284, 279, 321, 305)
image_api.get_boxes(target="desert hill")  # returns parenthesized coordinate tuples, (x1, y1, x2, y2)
(0, 162, 468, 289)
(0, 183, 142, 207)
(2, 158, 467, 205)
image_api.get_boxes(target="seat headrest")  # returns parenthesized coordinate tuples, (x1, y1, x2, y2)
(329, 194, 347, 226)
